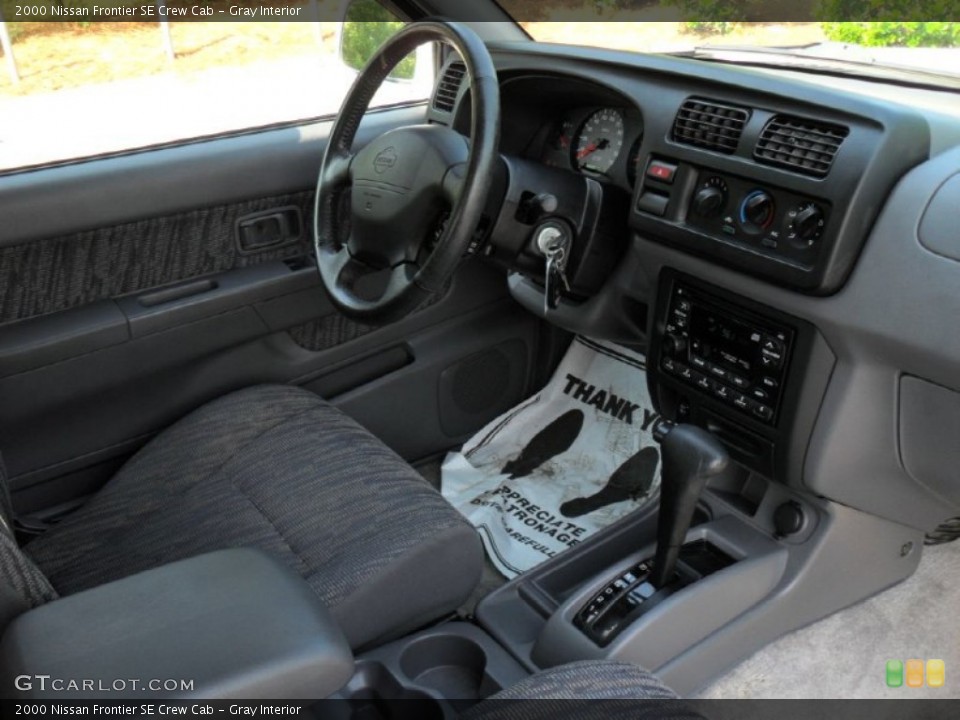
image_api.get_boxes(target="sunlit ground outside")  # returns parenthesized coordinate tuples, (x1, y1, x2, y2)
(0, 13, 432, 170)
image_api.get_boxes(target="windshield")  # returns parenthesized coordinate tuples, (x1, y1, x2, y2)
(496, 10, 960, 86)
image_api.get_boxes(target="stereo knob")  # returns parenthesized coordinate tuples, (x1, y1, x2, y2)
(740, 190, 775, 233)
(663, 333, 688, 357)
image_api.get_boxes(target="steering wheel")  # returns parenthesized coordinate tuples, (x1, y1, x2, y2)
(313, 21, 500, 324)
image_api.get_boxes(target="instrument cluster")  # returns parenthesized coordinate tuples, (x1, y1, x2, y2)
(536, 106, 645, 190)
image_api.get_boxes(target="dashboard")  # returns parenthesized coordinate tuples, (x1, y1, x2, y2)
(426, 43, 960, 535)
(441, 55, 931, 296)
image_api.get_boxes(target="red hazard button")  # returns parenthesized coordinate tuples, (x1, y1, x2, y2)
(647, 161, 678, 184)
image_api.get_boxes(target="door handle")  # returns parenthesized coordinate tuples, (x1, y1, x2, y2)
(235, 206, 303, 254)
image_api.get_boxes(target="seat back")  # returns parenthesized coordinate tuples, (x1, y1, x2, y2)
(0, 454, 58, 631)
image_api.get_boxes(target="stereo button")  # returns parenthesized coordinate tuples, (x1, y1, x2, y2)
(714, 384, 733, 402)
(753, 404, 774, 422)
(761, 376, 779, 390)
(708, 364, 729, 380)
(730, 374, 750, 389)
(762, 338, 784, 354)
(690, 355, 708, 370)
(750, 387, 771, 402)
(760, 352, 782, 369)
(733, 394, 750, 411)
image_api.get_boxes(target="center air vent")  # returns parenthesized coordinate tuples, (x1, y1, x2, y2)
(673, 98, 749, 154)
(433, 61, 466, 113)
(754, 115, 849, 177)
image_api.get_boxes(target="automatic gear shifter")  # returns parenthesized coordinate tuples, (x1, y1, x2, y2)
(650, 423, 729, 588)
(575, 422, 734, 646)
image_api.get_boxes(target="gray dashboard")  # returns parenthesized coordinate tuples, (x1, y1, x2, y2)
(464, 42, 960, 533)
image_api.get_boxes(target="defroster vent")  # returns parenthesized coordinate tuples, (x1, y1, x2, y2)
(754, 115, 849, 177)
(673, 98, 749, 154)
(433, 61, 466, 113)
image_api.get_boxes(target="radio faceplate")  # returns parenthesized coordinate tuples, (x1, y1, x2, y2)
(657, 281, 794, 427)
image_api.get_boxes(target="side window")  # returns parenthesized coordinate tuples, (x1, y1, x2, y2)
(0, 3, 433, 172)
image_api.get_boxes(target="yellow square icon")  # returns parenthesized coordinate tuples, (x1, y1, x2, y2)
(927, 659, 945, 688)
(906, 659, 925, 688)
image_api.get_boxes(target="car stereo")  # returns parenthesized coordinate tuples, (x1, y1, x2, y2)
(658, 281, 793, 426)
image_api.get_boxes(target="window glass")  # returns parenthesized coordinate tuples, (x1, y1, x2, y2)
(0, 10, 433, 171)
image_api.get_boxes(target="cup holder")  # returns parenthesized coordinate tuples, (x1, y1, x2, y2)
(399, 635, 496, 700)
(339, 661, 445, 719)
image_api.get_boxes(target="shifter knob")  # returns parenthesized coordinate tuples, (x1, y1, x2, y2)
(650, 424, 729, 588)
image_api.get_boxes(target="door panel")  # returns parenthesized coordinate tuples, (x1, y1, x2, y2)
(0, 105, 541, 518)
(0, 191, 313, 325)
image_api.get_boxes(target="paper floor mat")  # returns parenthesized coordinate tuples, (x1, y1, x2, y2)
(441, 336, 662, 578)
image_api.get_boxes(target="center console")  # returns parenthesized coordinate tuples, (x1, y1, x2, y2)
(474, 271, 845, 697)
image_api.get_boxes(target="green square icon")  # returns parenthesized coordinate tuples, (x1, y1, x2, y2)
(886, 659, 904, 687)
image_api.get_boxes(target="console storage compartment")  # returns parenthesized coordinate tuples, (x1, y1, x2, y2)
(0, 549, 354, 699)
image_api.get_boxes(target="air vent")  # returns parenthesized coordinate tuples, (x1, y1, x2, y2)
(673, 98, 749, 154)
(433, 61, 466, 113)
(754, 115, 849, 177)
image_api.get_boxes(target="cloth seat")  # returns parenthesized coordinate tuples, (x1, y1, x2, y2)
(465, 661, 705, 719)
(21, 385, 483, 649)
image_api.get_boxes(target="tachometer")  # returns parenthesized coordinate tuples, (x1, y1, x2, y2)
(573, 108, 625, 175)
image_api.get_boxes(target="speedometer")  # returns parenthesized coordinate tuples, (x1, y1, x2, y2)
(573, 108, 625, 175)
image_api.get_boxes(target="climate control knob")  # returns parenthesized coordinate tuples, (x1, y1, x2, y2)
(788, 202, 826, 246)
(739, 190, 776, 233)
(691, 178, 727, 218)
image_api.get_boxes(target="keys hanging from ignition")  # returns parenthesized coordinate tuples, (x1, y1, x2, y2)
(535, 222, 572, 314)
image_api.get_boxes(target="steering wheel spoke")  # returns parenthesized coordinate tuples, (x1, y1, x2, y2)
(324, 243, 370, 292)
(440, 162, 468, 206)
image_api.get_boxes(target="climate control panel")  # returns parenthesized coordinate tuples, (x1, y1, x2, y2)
(686, 172, 829, 264)
(632, 156, 836, 288)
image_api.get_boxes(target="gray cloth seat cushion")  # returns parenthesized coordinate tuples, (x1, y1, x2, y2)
(485, 660, 678, 700)
(465, 661, 705, 720)
(24, 384, 483, 649)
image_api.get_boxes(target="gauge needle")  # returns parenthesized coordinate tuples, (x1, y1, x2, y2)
(576, 138, 609, 160)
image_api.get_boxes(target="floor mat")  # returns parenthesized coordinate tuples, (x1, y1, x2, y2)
(441, 336, 662, 578)
(696, 539, 960, 699)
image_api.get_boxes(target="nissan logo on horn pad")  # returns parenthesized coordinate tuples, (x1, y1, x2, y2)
(374, 147, 398, 174)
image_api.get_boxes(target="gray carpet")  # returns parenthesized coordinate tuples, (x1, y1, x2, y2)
(697, 539, 960, 699)
(415, 455, 445, 490)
